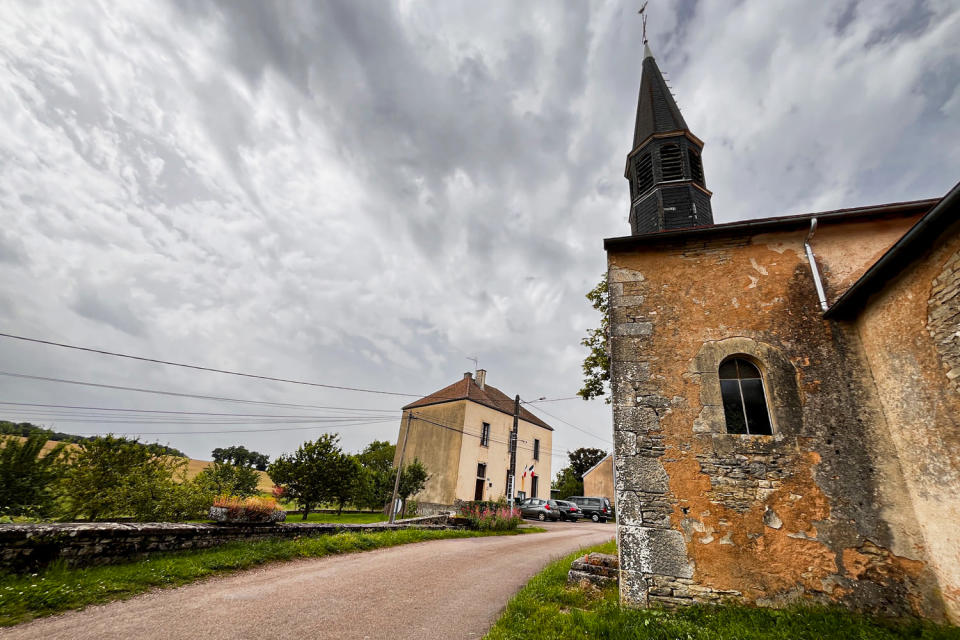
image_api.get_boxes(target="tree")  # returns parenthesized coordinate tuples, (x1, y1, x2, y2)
(0, 434, 68, 517)
(0, 421, 185, 456)
(329, 455, 361, 516)
(552, 466, 583, 499)
(396, 458, 429, 516)
(568, 447, 607, 479)
(211, 445, 269, 471)
(578, 273, 610, 401)
(194, 461, 260, 498)
(58, 435, 193, 521)
(268, 434, 349, 521)
(354, 440, 396, 511)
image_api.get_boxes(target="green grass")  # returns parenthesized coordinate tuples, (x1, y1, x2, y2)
(0, 527, 536, 627)
(485, 541, 960, 640)
(279, 511, 392, 524)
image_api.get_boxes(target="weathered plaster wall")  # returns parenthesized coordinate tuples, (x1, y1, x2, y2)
(811, 214, 922, 299)
(455, 402, 551, 501)
(854, 226, 960, 621)
(607, 226, 946, 620)
(583, 455, 616, 506)
(394, 403, 465, 505)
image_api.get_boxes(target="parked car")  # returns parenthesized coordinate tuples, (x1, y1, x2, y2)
(518, 498, 561, 522)
(564, 496, 612, 523)
(554, 500, 582, 521)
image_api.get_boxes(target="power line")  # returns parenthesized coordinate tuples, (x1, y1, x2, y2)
(520, 400, 612, 445)
(64, 418, 397, 436)
(0, 332, 423, 398)
(0, 371, 399, 412)
(0, 400, 397, 417)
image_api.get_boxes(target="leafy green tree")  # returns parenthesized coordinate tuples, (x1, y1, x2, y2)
(58, 435, 189, 521)
(354, 440, 396, 511)
(211, 445, 269, 471)
(0, 421, 185, 457)
(0, 434, 69, 517)
(578, 274, 610, 402)
(552, 466, 584, 499)
(329, 455, 362, 515)
(568, 447, 607, 480)
(396, 458, 429, 517)
(194, 461, 260, 498)
(268, 434, 349, 520)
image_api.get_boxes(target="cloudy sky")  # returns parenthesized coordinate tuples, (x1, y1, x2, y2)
(0, 1, 957, 471)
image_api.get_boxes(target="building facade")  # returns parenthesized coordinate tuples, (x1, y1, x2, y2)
(582, 454, 616, 507)
(395, 370, 553, 513)
(606, 43, 960, 622)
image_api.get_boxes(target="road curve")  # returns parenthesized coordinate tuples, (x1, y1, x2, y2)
(1, 521, 614, 640)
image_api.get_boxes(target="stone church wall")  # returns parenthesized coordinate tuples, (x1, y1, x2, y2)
(607, 222, 951, 621)
(853, 225, 960, 622)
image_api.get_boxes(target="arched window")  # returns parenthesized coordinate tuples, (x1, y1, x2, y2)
(688, 148, 704, 186)
(660, 144, 683, 181)
(719, 358, 773, 435)
(634, 153, 654, 195)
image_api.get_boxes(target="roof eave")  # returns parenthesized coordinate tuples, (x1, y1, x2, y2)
(604, 198, 939, 251)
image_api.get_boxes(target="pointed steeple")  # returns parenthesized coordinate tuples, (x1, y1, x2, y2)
(624, 43, 713, 235)
(632, 44, 688, 148)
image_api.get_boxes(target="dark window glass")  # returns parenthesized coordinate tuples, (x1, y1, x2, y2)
(660, 144, 683, 181)
(477, 463, 486, 478)
(533, 439, 540, 461)
(719, 358, 773, 435)
(635, 153, 654, 194)
(480, 422, 490, 447)
(531, 476, 539, 498)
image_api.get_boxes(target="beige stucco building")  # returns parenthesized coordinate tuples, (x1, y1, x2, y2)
(582, 454, 615, 507)
(394, 370, 553, 513)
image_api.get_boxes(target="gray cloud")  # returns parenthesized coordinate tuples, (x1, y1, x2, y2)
(0, 0, 957, 464)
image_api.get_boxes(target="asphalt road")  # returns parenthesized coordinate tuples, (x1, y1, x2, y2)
(1, 521, 615, 640)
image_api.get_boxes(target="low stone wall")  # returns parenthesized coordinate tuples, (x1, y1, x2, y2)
(0, 514, 453, 573)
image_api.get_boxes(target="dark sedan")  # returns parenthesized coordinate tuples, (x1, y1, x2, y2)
(554, 500, 582, 521)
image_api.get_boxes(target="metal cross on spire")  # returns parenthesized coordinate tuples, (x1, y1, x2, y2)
(638, 1, 649, 45)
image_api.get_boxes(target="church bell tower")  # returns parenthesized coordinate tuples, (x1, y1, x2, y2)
(626, 43, 713, 234)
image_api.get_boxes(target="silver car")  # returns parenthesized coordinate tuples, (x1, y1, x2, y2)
(518, 498, 561, 521)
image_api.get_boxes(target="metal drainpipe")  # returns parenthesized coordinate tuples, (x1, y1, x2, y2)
(804, 218, 829, 313)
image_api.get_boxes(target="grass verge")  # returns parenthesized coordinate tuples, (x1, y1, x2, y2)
(0, 527, 538, 627)
(485, 540, 960, 640)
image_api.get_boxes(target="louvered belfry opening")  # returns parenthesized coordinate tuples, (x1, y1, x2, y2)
(625, 44, 713, 235)
(660, 144, 683, 181)
(689, 148, 704, 186)
(635, 153, 654, 195)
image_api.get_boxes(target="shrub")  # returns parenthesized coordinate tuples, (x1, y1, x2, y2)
(458, 502, 522, 531)
(210, 496, 285, 523)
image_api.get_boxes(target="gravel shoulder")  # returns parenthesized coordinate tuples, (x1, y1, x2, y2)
(0, 521, 614, 640)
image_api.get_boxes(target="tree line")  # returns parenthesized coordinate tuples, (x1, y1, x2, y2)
(0, 429, 427, 522)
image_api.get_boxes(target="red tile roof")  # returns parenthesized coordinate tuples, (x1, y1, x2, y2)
(402, 374, 553, 431)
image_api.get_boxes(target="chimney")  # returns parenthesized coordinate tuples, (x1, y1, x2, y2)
(463, 372, 473, 381)
(476, 369, 486, 390)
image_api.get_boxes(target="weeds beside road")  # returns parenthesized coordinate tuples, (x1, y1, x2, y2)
(485, 540, 960, 640)
(0, 527, 541, 627)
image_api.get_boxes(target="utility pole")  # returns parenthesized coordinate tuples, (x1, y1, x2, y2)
(508, 395, 519, 510)
(389, 412, 413, 524)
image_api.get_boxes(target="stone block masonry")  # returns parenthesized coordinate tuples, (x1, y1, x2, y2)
(606, 226, 956, 622)
(0, 515, 453, 573)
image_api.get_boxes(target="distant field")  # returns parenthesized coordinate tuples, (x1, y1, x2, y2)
(9, 436, 274, 492)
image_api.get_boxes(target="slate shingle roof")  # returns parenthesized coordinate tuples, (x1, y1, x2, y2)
(633, 49, 688, 149)
(402, 375, 553, 431)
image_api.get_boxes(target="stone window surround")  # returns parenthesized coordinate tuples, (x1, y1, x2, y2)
(692, 336, 803, 440)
